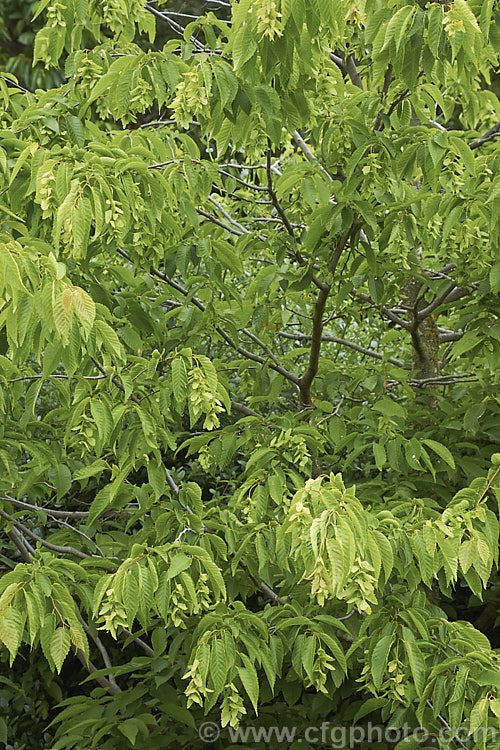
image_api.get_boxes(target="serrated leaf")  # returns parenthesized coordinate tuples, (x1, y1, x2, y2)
(402, 628, 426, 696)
(171, 357, 188, 404)
(237, 660, 259, 713)
(371, 634, 393, 689)
(422, 439, 455, 469)
(50, 627, 71, 674)
(166, 553, 192, 580)
(0, 608, 23, 663)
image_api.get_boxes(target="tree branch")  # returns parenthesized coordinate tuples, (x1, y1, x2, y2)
(7, 527, 35, 563)
(279, 331, 411, 369)
(469, 121, 500, 150)
(230, 401, 263, 419)
(266, 145, 295, 239)
(353, 290, 411, 329)
(344, 53, 364, 90)
(79, 617, 121, 693)
(74, 649, 121, 695)
(417, 283, 478, 320)
(0, 508, 99, 561)
(1, 496, 89, 519)
(299, 225, 355, 405)
(117, 249, 300, 387)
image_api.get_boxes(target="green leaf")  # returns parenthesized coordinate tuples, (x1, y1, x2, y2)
(421, 439, 455, 469)
(0, 608, 23, 664)
(171, 357, 188, 404)
(490, 262, 500, 294)
(50, 627, 71, 674)
(372, 398, 406, 419)
(238, 659, 259, 713)
(166, 553, 192, 580)
(371, 634, 393, 689)
(402, 628, 426, 696)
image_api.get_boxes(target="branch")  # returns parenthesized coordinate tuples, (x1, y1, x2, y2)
(469, 121, 500, 150)
(266, 145, 295, 238)
(280, 331, 411, 369)
(417, 283, 478, 320)
(196, 207, 245, 236)
(207, 196, 249, 234)
(237, 558, 286, 605)
(74, 649, 121, 695)
(0, 508, 96, 561)
(292, 130, 335, 181)
(1, 496, 89, 519)
(0, 74, 33, 95)
(426, 702, 469, 750)
(79, 617, 121, 693)
(144, 4, 206, 52)
(122, 628, 155, 658)
(353, 290, 411, 329)
(438, 329, 463, 342)
(344, 54, 363, 90)
(7, 527, 35, 563)
(299, 225, 355, 405)
(117, 249, 300, 387)
(230, 401, 264, 419)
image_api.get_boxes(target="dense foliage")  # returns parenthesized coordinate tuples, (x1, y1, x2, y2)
(0, 0, 500, 747)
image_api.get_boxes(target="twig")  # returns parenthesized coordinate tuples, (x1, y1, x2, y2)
(238, 558, 286, 605)
(299, 224, 356, 405)
(0, 508, 97, 561)
(145, 4, 206, 52)
(74, 649, 121, 695)
(196, 207, 245, 236)
(279, 331, 410, 370)
(266, 145, 295, 238)
(292, 130, 334, 181)
(7, 528, 35, 563)
(207, 196, 249, 234)
(426, 701, 469, 750)
(1, 496, 89, 519)
(122, 628, 156, 657)
(118, 249, 300, 386)
(0, 74, 33, 95)
(231, 401, 263, 419)
(353, 290, 411, 329)
(469, 121, 500, 150)
(79, 617, 120, 693)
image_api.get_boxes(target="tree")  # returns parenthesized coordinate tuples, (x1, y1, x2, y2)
(0, 0, 499, 747)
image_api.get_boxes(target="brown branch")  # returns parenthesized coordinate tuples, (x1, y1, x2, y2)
(0, 508, 95, 560)
(116, 249, 300, 387)
(279, 331, 411, 369)
(469, 121, 500, 150)
(2, 496, 89, 519)
(79, 617, 121, 693)
(344, 53, 364, 90)
(237, 558, 286, 605)
(231, 401, 264, 419)
(266, 145, 295, 239)
(7, 528, 35, 563)
(299, 225, 356, 405)
(74, 649, 121, 695)
(144, 3, 206, 51)
(122, 628, 156, 657)
(417, 283, 477, 320)
(353, 290, 411, 329)
(196, 207, 245, 236)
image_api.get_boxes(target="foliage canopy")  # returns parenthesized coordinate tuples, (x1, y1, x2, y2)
(0, 0, 500, 747)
